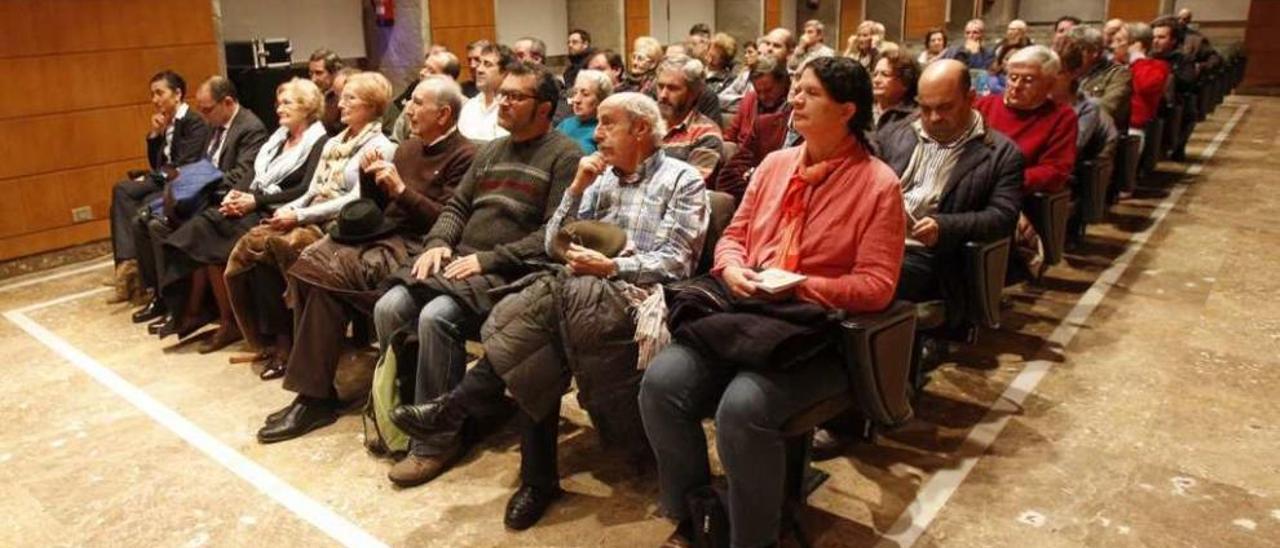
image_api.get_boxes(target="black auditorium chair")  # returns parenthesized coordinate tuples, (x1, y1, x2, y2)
(1139, 116, 1165, 178)
(1075, 157, 1110, 226)
(1112, 133, 1142, 197)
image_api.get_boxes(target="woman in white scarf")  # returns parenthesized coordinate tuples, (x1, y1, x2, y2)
(225, 72, 395, 371)
(157, 78, 331, 352)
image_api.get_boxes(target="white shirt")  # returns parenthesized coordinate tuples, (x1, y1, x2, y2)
(209, 105, 240, 165)
(164, 103, 190, 162)
(457, 94, 507, 141)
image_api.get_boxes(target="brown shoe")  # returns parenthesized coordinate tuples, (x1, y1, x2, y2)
(198, 325, 243, 354)
(387, 444, 463, 487)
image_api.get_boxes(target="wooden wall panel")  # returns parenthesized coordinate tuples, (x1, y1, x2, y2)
(839, 0, 865, 54)
(904, 0, 947, 43)
(1107, 0, 1160, 23)
(764, 0, 781, 31)
(625, 0, 651, 57)
(0, 45, 219, 120)
(0, 0, 218, 260)
(1243, 0, 1280, 88)
(428, 0, 496, 82)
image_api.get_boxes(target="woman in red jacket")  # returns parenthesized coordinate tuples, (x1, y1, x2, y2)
(640, 56, 906, 547)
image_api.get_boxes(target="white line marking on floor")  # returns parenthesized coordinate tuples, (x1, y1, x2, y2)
(0, 258, 111, 293)
(3, 308, 388, 548)
(876, 103, 1250, 548)
(12, 287, 111, 315)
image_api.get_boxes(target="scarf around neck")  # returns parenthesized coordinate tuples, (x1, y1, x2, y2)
(250, 121, 328, 195)
(311, 121, 382, 203)
(774, 138, 861, 272)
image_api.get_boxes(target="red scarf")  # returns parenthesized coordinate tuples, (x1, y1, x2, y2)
(774, 139, 860, 272)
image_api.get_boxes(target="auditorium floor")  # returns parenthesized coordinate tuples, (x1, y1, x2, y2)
(1, 96, 1276, 548)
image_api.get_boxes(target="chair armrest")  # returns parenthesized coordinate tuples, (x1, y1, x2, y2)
(836, 300, 917, 427)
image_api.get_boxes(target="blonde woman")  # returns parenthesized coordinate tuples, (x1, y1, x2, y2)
(157, 78, 330, 353)
(225, 72, 395, 369)
(623, 36, 664, 94)
(844, 21, 885, 70)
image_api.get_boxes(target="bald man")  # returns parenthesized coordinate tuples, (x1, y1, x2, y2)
(877, 60, 1023, 310)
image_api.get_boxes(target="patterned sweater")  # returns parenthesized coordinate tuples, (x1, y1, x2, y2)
(424, 130, 583, 274)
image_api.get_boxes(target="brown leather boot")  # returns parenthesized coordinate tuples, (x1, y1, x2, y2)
(387, 443, 464, 487)
(105, 260, 140, 304)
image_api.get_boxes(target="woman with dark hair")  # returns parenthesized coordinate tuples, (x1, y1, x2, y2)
(918, 27, 948, 65)
(872, 49, 921, 132)
(640, 56, 906, 547)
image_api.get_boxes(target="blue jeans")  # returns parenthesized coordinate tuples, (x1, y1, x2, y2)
(639, 343, 848, 548)
(373, 287, 478, 456)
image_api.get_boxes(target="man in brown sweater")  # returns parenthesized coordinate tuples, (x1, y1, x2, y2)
(257, 76, 477, 443)
(367, 62, 582, 485)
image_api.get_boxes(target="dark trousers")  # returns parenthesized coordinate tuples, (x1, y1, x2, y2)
(110, 178, 160, 262)
(1176, 93, 1199, 156)
(451, 357, 557, 488)
(895, 247, 940, 302)
(282, 277, 355, 400)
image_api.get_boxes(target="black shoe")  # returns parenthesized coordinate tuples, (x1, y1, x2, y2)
(1171, 149, 1187, 162)
(256, 397, 339, 444)
(259, 357, 286, 380)
(389, 395, 468, 442)
(504, 484, 563, 530)
(146, 316, 168, 335)
(131, 298, 166, 323)
(264, 402, 292, 425)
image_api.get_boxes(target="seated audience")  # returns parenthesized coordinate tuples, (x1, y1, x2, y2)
(458, 43, 516, 142)
(880, 60, 1023, 310)
(391, 91, 708, 527)
(656, 55, 725, 182)
(156, 78, 327, 352)
(556, 69, 613, 153)
(687, 23, 713, 60)
(621, 36, 663, 95)
(918, 28, 947, 66)
(871, 49, 921, 134)
(257, 76, 476, 442)
(309, 48, 346, 136)
(718, 39, 760, 112)
(133, 76, 268, 336)
(1125, 22, 1171, 136)
(586, 49, 625, 89)
(460, 40, 491, 98)
(942, 19, 994, 70)
(389, 49, 461, 143)
(994, 20, 1033, 66)
(1053, 30, 1119, 172)
(108, 70, 210, 304)
(844, 20, 882, 70)
(715, 55, 792, 202)
(982, 42, 1025, 97)
(789, 19, 836, 73)
(1151, 16, 1196, 161)
(513, 37, 547, 65)
(369, 62, 582, 482)
(1053, 16, 1082, 50)
(1103, 18, 1126, 59)
(1062, 26, 1133, 133)
(975, 46, 1077, 276)
(563, 29, 594, 96)
(223, 72, 394, 384)
(704, 32, 737, 95)
(641, 56, 905, 548)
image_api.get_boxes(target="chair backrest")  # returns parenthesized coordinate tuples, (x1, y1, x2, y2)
(698, 190, 737, 274)
(1141, 117, 1165, 176)
(1076, 159, 1110, 224)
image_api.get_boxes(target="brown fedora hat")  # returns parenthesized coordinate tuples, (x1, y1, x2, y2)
(550, 220, 628, 263)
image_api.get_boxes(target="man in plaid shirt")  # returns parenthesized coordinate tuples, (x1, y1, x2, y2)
(656, 55, 725, 182)
(390, 91, 708, 530)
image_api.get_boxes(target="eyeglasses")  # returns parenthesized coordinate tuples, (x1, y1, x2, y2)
(497, 90, 538, 104)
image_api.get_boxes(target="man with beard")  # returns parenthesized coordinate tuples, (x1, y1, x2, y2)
(656, 55, 725, 182)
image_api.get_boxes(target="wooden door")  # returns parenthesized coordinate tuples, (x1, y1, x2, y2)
(1107, 0, 1160, 23)
(428, 0, 497, 82)
(904, 0, 947, 44)
(839, 0, 865, 54)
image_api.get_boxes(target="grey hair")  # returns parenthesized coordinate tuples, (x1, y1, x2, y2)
(658, 55, 706, 90)
(574, 69, 614, 101)
(516, 37, 547, 60)
(965, 18, 985, 31)
(1067, 25, 1105, 53)
(599, 92, 668, 146)
(803, 19, 824, 34)
(415, 75, 465, 125)
(1008, 45, 1060, 76)
(1009, 19, 1028, 30)
(1128, 22, 1154, 50)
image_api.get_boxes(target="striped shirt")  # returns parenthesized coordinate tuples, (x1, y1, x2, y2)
(900, 111, 985, 247)
(661, 110, 724, 182)
(546, 150, 709, 284)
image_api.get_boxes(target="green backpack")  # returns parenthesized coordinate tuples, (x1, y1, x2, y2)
(362, 326, 418, 456)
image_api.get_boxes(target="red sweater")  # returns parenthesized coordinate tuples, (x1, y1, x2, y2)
(713, 143, 905, 313)
(975, 95, 1078, 194)
(1130, 57, 1170, 129)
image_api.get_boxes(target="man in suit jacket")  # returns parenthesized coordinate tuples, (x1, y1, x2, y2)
(877, 60, 1023, 325)
(131, 76, 268, 328)
(109, 70, 211, 300)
